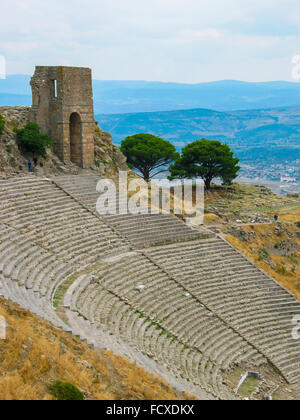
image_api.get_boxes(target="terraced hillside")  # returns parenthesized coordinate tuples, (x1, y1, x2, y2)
(1, 174, 300, 399)
(144, 240, 300, 384)
(0, 297, 195, 400)
(54, 175, 203, 248)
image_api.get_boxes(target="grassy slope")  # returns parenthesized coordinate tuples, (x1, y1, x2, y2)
(204, 184, 300, 300)
(226, 222, 300, 300)
(0, 297, 192, 401)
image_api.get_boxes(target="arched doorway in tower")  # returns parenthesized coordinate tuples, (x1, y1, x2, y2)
(70, 112, 82, 166)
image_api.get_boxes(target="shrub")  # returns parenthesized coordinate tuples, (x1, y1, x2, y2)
(295, 222, 300, 229)
(261, 248, 270, 257)
(276, 264, 287, 276)
(9, 118, 19, 131)
(49, 381, 84, 401)
(16, 122, 53, 158)
(0, 114, 5, 135)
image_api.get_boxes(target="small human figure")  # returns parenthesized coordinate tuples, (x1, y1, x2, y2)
(28, 161, 33, 172)
(274, 214, 278, 222)
(33, 157, 38, 167)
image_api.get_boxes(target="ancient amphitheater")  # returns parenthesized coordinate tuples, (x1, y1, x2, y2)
(1, 173, 300, 400)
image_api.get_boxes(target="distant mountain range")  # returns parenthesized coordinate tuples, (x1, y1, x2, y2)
(1, 75, 300, 114)
(96, 107, 300, 163)
(1, 75, 299, 165)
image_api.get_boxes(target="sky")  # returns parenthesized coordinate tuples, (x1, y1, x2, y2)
(1, 0, 300, 83)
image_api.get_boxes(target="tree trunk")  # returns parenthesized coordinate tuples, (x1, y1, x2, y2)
(142, 169, 150, 183)
(204, 178, 211, 190)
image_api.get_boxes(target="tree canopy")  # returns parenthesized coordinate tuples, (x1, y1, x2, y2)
(0, 114, 5, 135)
(120, 133, 179, 182)
(16, 122, 53, 159)
(169, 138, 240, 189)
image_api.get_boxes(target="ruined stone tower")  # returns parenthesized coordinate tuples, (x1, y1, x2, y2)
(29, 66, 95, 168)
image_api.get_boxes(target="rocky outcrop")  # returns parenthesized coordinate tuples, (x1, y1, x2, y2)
(94, 126, 128, 178)
(0, 106, 30, 125)
(0, 106, 128, 178)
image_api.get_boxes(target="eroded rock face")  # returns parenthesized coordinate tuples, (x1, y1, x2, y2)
(0, 106, 30, 125)
(0, 107, 32, 176)
(0, 106, 128, 178)
(94, 128, 127, 178)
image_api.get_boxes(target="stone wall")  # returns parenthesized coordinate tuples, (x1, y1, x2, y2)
(29, 66, 95, 168)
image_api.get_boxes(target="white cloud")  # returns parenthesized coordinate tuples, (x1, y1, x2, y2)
(188, 29, 225, 40)
(161, 29, 225, 45)
(0, 0, 299, 82)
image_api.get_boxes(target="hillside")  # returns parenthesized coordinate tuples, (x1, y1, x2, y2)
(1, 76, 300, 114)
(1, 174, 300, 400)
(96, 106, 300, 186)
(1, 100, 300, 400)
(0, 106, 127, 178)
(2, 76, 300, 174)
(204, 184, 300, 301)
(0, 296, 192, 400)
(96, 107, 300, 158)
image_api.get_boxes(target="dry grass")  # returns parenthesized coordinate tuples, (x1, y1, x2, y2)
(204, 213, 223, 225)
(204, 184, 299, 224)
(277, 205, 300, 223)
(203, 183, 300, 301)
(0, 297, 194, 401)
